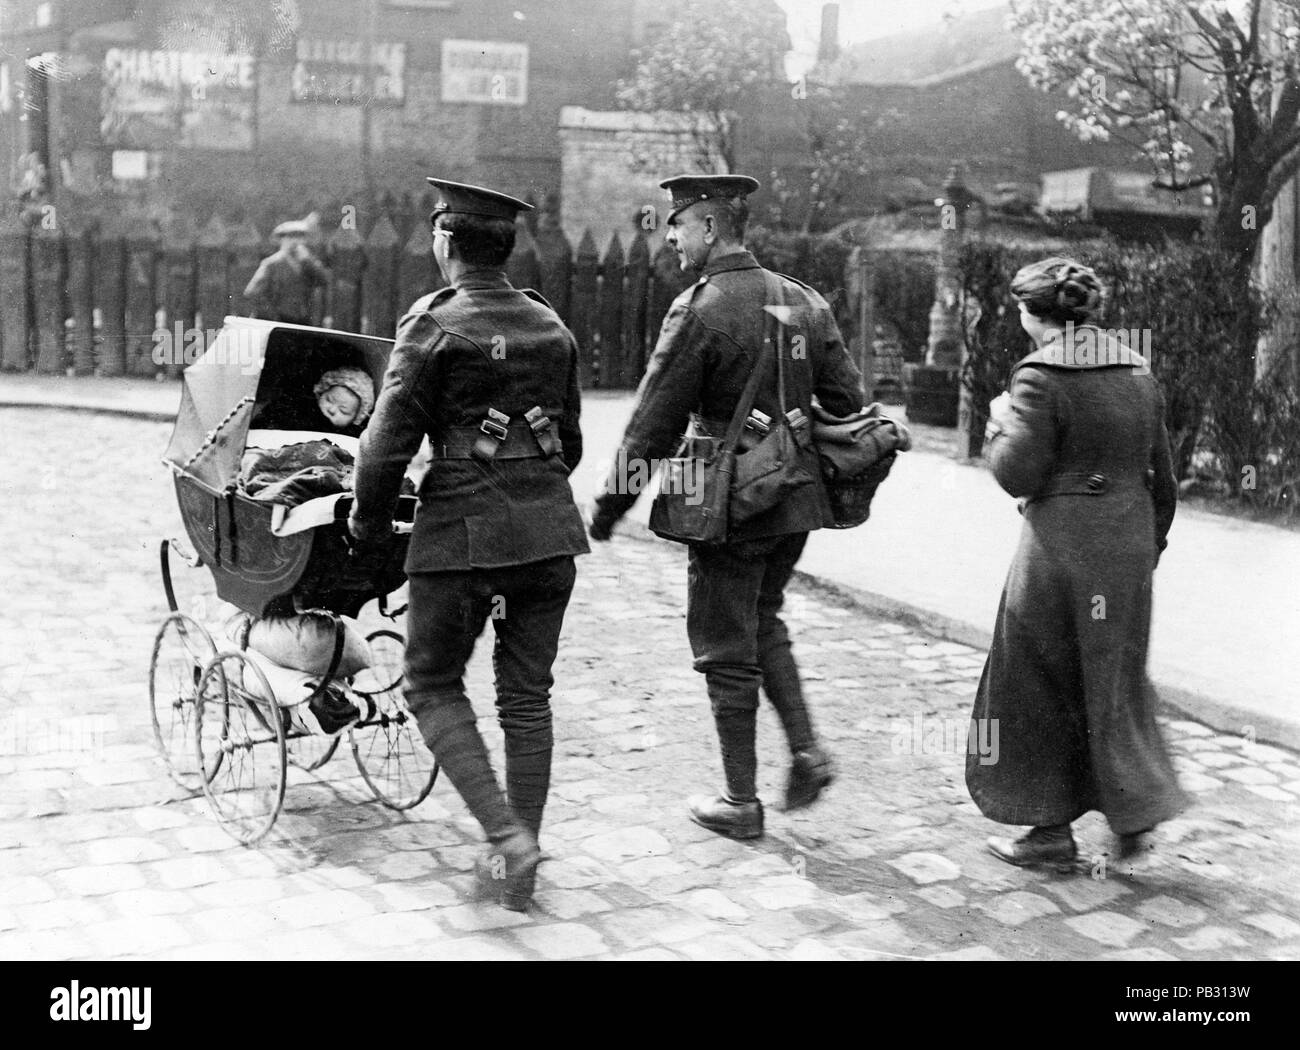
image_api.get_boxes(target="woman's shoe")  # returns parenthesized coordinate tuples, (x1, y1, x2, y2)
(1116, 828, 1154, 860)
(986, 824, 1077, 869)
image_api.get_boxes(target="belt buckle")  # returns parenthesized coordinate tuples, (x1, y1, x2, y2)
(524, 406, 551, 435)
(480, 415, 510, 441)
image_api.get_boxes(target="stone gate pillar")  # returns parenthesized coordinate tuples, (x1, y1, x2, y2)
(903, 164, 967, 426)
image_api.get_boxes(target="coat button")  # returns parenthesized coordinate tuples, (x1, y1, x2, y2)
(1087, 472, 1106, 490)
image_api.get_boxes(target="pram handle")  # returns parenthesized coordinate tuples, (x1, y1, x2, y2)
(333, 494, 415, 540)
(159, 538, 203, 614)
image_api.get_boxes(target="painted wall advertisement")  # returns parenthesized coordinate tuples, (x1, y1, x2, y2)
(290, 39, 406, 105)
(100, 48, 255, 151)
(441, 40, 528, 106)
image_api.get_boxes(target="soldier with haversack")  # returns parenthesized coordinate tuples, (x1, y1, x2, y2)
(590, 174, 865, 839)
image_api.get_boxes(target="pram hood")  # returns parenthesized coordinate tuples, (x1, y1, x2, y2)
(162, 317, 394, 495)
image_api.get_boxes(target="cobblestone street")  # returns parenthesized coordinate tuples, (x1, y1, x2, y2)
(2, 407, 1299, 961)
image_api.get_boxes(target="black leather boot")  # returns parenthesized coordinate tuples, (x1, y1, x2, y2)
(986, 824, 1077, 868)
(475, 826, 542, 912)
(688, 793, 764, 839)
(502, 736, 551, 909)
(782, 745, 835, 811)
(424, 719, 540, 909)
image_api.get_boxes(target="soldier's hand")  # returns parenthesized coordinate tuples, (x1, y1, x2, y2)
(347, 514, 387, 552)
(587, 505, 614, 542)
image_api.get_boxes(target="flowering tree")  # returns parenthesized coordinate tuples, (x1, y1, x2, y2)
(769, 84, 900, 233)
(1011, 0, 1300, 268)
(617, 0, 790, 173)
(1014, 0, 1300, 492)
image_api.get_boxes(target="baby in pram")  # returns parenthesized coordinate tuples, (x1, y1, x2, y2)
(312, 366, 375, 435)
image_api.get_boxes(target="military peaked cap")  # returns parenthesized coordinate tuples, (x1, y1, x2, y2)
(659, 173, 760, 222)
(427, 178, 534, 221)
(271, 219, 310, 237)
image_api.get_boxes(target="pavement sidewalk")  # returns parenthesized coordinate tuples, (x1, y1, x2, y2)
(4, 373, 1297, 749)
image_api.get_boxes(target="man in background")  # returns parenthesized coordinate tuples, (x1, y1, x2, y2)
(244, 218, 330, 325)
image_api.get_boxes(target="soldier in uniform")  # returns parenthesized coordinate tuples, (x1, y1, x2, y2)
(244, 219, 331, 325)
(589, 174, 866, 840)
(348, 179, 589, 910)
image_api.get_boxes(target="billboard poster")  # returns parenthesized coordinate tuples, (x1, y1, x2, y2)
(290, 39, 406, 105)
(441, 40, 528, 106)
(100, 48, 255, 151)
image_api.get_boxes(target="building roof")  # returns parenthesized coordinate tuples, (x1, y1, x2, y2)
(821, 3, 1017, 86)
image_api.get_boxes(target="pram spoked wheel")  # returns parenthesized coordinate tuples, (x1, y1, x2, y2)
(286, 730, 339, 771)
(149, 612, 219, 791)
(195, 650, 287, 845)
(349, 629, 439, 809)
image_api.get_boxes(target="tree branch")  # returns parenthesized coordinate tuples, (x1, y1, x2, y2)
(1152, 173, 1215, 191)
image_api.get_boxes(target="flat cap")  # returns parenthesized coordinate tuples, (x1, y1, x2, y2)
(659, 173, 760, 222)
(426, 178, 533, 221)
(271, 219, 310, 237)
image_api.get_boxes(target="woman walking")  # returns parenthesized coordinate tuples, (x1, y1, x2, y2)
(968, 257, 1187, 867)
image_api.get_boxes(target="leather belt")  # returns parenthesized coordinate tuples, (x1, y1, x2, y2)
(432, 421, 562, 461)
(1029, 470, 1155, 501)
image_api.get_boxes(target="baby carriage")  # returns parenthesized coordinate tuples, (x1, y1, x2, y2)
(149, 317, 438, 844)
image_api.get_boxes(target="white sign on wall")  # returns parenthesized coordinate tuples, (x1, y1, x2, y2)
(441, 40, 528, 106)
(111, 150, 149, 180)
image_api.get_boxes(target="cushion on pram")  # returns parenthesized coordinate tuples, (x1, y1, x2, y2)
(246, 611, 371, 678)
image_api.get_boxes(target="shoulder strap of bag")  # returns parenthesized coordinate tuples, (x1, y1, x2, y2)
(762, 270, 790, 418)
(720, 277, 777, 452)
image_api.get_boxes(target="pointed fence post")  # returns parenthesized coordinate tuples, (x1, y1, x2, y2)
(570, 230, 599, 387)
(228, 218, 263, 318)
(95, 216, 127, 376)
(196, 215, 230, 336)
(398, 220, 441, 314)
(535, 220, 572, 323)
(622, 229, 651, 385)
(31, 214, 67, 374)
(125, 219, 161, 376)
(327, 221, 365, 333)
(597, 232, 625, 388)
(649, 239, 690, 345)
(0, 215, 30, 371)
(362, 214, 400, 336)
(507, 221, 542, 292)
(65, 215, 96, 375)
(162, 215, 197, 378)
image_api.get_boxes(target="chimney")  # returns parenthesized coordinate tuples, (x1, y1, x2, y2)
(818, 3, 840, 63)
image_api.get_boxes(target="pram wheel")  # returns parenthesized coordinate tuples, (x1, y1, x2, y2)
(286, 733, 339, 771)
(195, 651, 287, 845)
(350, 630, 439, 810)
(149, 613, 218, 791)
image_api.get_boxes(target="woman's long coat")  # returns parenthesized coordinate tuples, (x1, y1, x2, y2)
(966, 330, 1188, 835)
